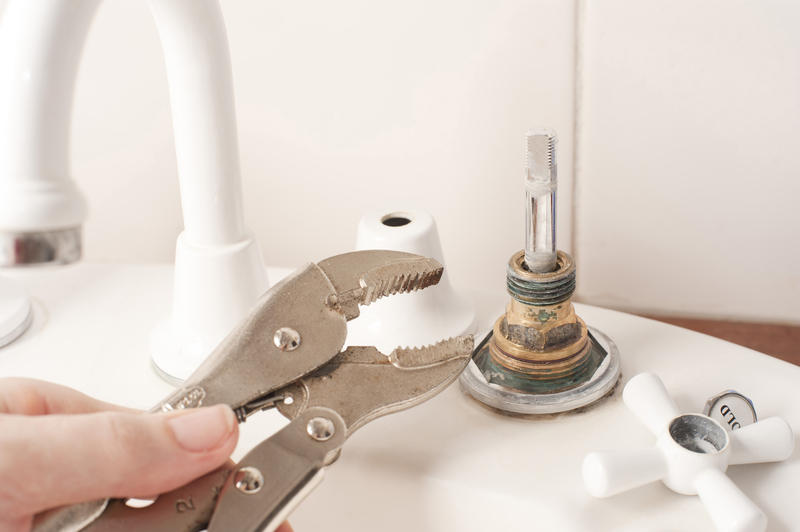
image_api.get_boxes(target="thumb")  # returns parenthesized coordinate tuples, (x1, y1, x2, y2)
(0, 405, 238, 517)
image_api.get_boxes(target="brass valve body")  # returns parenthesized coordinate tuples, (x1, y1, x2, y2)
(476, 250, 606, 394)
(462, 129, 619, 412)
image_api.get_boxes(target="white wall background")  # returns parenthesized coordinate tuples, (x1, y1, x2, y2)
(1, 0, 797, 324)
(576, 0, 800, 324)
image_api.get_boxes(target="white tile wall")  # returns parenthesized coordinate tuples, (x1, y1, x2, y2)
(2, 0, 797, 324)
(575, 0, 800, 323)
(0, 0, 577, 295)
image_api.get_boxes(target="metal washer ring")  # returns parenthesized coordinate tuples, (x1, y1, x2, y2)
(459, 326, 621, 415)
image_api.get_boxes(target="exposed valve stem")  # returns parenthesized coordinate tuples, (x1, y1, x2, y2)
(524, 130, 558, 273)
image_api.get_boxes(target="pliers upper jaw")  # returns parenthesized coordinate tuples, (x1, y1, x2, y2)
(158, 250, 446, 421)
(230, 250, 449, 422)
(317, 250, 444, 320)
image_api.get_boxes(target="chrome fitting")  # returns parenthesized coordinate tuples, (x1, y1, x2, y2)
(0, 227, 82, 266)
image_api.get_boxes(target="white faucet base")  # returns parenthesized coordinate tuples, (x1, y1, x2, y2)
(0, 276, 33, 348)
(151, 232, 267, 383)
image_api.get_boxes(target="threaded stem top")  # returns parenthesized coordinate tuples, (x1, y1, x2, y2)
(506, 250, 575, 306)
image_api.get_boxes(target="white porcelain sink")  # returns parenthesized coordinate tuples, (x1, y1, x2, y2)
(1, 264, 797, 531)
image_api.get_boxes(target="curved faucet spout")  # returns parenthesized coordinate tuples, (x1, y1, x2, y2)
(148, 0, 246, 247)
(0, 0, 267, 380)
(0, 0, 248, 255)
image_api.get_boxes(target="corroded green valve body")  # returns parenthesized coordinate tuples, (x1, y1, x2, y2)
(473, 250, 607, 394)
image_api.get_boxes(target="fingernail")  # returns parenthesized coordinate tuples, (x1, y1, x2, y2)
(168, 405, 236, 452)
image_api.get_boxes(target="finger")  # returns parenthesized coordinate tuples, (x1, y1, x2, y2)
(0, 377, 136, 415)
(276, 522, 294, 532)
(0, 515, 29, 532)
(0, 405, 238, 516)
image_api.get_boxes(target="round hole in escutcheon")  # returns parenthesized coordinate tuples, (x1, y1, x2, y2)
(381, 213, 413, 227)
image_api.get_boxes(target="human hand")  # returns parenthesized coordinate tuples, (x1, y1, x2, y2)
(0, 378, 293, 532)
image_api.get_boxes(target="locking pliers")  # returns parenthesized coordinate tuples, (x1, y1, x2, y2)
(34, 250, 473, 532)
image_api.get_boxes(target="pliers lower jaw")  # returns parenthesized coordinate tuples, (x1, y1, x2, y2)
(208, 335, 473, 532)
(34, 250, 473, 532)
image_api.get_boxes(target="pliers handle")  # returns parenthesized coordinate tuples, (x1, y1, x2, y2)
(33, 250, 470, 532)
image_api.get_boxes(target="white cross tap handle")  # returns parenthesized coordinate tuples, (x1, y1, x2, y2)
(583, 448, 667, 497)
(695, 468, 767, 532)
(583, 373, 795, 532)
(729, 417, 794, 465)
(622, 372, 680, 435)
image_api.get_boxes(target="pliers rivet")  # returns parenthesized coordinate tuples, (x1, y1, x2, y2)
(233, 466, 264, 495)
(273, 327, 301, 351)
(306, 417, 335, 441)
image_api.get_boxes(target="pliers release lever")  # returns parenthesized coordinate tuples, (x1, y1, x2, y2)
(34, 250, 473, 532)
